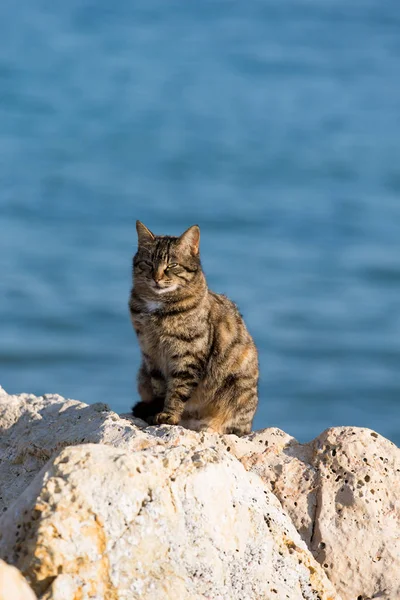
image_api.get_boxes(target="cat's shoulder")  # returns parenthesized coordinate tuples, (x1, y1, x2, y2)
(208, 290, 240, 315)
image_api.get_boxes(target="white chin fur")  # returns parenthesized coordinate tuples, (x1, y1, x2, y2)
(154, 284, 178, 294)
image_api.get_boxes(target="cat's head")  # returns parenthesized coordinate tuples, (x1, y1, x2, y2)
(133, 221, 204, 298)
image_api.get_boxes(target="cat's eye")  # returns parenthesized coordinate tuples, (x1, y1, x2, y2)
(167, 263, 179, 269)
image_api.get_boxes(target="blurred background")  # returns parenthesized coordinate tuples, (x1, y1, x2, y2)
(1, 1, 400, 444)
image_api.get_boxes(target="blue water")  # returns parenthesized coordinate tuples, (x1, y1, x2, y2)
(1, 1, 400, 444)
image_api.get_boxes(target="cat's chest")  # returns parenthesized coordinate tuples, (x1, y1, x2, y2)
(133, 305, 166, 353)
(144, 299, 163, 313)
(131, 300, 163, 330)
(131, 300, 185, 370)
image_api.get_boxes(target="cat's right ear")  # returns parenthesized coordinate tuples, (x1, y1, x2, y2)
(136, 221, 155, 246)
(178, 225, 200, 256)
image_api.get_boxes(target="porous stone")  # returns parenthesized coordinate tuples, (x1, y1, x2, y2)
(309, 427, 400, 600)
(241, 427, 400, 600)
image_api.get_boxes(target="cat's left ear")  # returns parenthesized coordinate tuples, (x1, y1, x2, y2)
(178, 225, 200, 256)
(136, 220, 155, 247)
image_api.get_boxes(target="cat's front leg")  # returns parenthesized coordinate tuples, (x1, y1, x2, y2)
(154, 367, 201, 425)
(132, 362, 166, 422)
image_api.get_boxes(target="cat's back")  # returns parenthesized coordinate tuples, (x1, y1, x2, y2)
(207, 289, 257, 359)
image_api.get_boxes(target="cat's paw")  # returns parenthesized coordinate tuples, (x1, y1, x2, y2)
(154, 412, 180, 426)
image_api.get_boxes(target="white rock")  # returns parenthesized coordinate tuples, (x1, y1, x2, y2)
(0, 559, 36, 600)
(0, 443, 340, 600)
(241, 426, 400, 600)
(2, 388, 399, 599)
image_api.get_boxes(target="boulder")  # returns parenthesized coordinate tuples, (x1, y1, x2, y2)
(0, 442, 339, 600)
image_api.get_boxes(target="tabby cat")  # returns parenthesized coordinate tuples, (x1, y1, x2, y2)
(129, 221, 259, 436)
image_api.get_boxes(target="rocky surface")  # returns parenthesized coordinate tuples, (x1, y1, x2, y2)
(0, 386, 294, 515)
(0, 443, 339, 600)
(0, 386, 399, 599)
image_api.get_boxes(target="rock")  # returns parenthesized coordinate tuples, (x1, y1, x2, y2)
(0, 559, 36, 600)
(242, 426, 400, 600)
(1, 387, 399, 599)
(0, 443, 340, 600)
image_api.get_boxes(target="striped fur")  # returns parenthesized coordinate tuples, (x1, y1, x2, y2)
(129, 221, 259, 436)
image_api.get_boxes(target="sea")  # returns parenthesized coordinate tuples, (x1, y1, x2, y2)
(1, 0, 400, 444)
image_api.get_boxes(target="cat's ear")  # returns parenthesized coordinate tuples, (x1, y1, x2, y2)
(178, 225, 200, 256)
(136, 221, 155, 246)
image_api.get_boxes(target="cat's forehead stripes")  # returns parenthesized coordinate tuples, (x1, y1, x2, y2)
(152, 237, 178, 264)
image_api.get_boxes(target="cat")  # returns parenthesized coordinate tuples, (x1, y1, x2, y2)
(129, 221, 259, 436)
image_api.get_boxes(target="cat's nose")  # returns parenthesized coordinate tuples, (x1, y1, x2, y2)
(153, 270, 163, 283)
